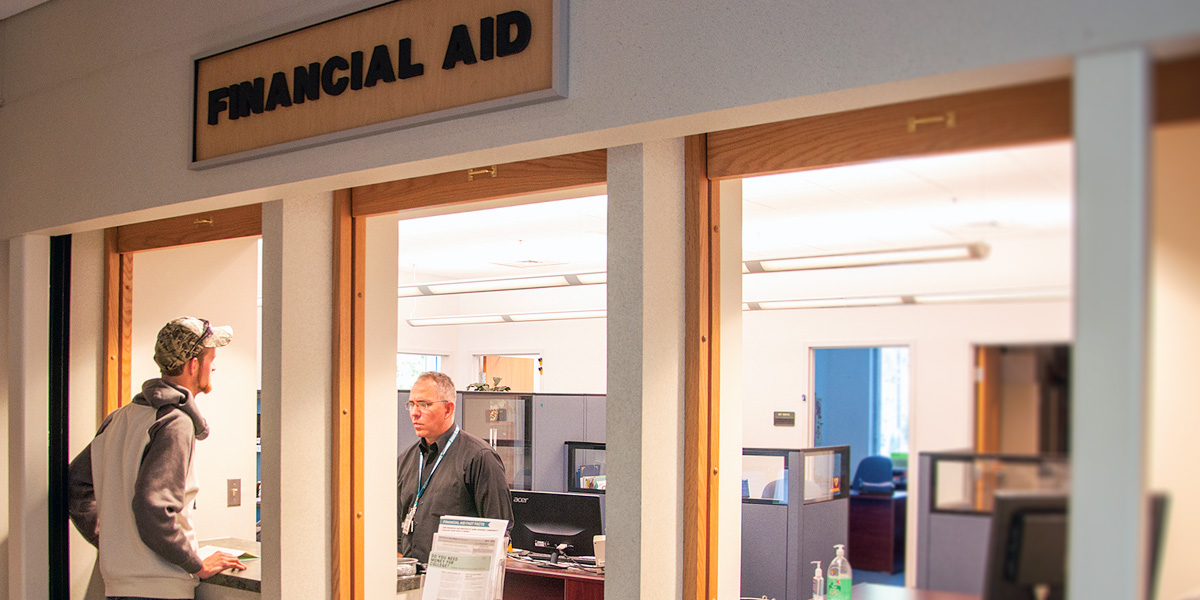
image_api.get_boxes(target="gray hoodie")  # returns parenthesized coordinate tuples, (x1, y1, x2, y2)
(68, 378, 211, 597)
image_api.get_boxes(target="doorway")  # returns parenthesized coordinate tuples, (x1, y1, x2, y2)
(974, 344, 1070, 455)
(813, 347, 910, 468)
(812, 346, 910, 585)
(479, 354, 541, 392)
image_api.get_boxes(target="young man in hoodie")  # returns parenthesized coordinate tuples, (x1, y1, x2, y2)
(69, 316, 247, 599)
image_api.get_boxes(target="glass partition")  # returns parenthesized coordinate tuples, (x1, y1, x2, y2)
(459, 392, 534, 490)
(742, 446, 850, 505)
(565, 441, 606, 493)
(743, 450, 789, 503)
(929, 453, 1070, 514)
(802, 446, 846, 503)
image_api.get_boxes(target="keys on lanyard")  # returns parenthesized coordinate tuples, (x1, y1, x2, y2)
(401, 426, 460, 536)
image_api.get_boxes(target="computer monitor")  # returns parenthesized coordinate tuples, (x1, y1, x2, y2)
(984, 491, 1169, 600)
(510, 490, 603, 561)
(983, 491, 1068, 600)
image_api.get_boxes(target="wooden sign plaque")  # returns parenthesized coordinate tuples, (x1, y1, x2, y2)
(193, 0, 565, 166)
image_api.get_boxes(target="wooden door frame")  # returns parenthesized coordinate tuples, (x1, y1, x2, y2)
(332, 150, 608, 600)
(102, 203, 263, 416)
(685, 134, 721, 600)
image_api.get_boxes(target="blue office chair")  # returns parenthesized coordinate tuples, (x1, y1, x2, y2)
(851, 455, 895, 495)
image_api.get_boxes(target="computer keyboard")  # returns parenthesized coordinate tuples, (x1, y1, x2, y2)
(521, 552, 597, 567)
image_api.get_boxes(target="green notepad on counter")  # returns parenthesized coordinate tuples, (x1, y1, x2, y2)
(199, 544, 260, 561)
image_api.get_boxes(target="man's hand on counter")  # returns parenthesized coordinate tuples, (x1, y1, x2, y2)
(198, 551, 248, 579)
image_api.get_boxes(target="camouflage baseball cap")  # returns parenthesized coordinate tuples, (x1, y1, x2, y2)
(153, 316, 233, 372)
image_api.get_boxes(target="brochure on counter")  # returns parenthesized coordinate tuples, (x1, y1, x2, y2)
(198, 544, 260, 561)
(421, 516, 509, 600)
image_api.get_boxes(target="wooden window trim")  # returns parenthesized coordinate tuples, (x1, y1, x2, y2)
(684, 134, 720, 600)
(1155, 54, 1200, 125)
(707, 79, 1073, 180)
(707, 55, 1200, 182)
(351, 150, 607, 218)
(333, 150, 609, 600)
(332, 190, 362, 600)
(102, 204, 263, 415)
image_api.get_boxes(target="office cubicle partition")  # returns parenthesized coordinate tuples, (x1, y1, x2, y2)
(741, 446, 851, 600)
(916, 451, 1070, 595)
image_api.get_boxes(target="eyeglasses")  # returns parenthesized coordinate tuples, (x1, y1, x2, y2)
(184, 319, 212, 363)
(405, 400, 448, 412)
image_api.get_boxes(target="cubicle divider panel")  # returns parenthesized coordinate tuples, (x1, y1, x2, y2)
(801, 497, 850, 589)
(531, 395, 587, 492)
(924, 512, 991, 594)
(740, 503, 789, 600)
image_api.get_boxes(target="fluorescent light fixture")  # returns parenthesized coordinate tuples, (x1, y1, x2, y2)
(749, 296, 907, 310)
(913, 288, 1069, 304)
(408, 286, 1069, 324)
(407, 309, 607, 327)
(407, 314, 507, 326)
(398, 243, 986, 297)
(508, 310, 607, 322)
(429, 275, 568, 294)
(745, 243, 988, 273)
(744, 287, 1070, 311)
(398, 271, 606, 297)
(573, 272, 608, 285)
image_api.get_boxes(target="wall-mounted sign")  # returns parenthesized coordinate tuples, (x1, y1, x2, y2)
(193, 0, 565, 166)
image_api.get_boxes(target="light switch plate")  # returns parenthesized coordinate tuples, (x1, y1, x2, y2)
(227, 479, 241, 507)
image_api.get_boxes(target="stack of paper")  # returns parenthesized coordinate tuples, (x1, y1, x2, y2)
(422, 516, 509, 600)
(198, 545, 260, 561)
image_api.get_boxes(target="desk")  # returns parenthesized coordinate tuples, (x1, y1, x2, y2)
(504, 557, 603, 600)
(851, 583, 979, 599)
(849, 490, 907, 574)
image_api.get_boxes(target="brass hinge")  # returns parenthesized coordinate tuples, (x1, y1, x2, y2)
(907, 110, 957, 133)
(467, 166, 498, 181)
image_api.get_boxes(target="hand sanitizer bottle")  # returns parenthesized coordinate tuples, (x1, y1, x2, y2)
(811, 561, 826, 600)
(827, 544, 853, 600)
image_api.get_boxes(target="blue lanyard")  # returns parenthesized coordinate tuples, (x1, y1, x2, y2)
(413, 425, 460, 510)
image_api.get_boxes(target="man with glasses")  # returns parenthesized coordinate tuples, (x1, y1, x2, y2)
(68, 316, 247, 599)
(397, 371, 513, 563)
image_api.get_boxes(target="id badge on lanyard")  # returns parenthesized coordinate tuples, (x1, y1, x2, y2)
(401, 426, 460, 536)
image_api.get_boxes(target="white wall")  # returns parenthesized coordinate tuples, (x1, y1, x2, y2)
(66, 231, 106, 600)
(742, 300, 1071, 449)
(3, 0, 1200, 241)
(129, 238, 260, 542)
(1149, 122, 1200, 600)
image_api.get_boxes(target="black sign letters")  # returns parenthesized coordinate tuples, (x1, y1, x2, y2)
(206, 10, 532, 126)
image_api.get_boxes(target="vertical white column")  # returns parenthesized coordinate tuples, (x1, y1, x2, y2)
(717, 179, 744, 600)
(1071, 47, 1151, 600)
(7, 235, 50, 600)
(68, 230, 105, 600)
(363, 213, 399, 599)
(260, 196, 335, 600)
(607, 139, 687, 600)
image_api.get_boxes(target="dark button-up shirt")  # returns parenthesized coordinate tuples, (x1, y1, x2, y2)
(397, 425, 513, 562)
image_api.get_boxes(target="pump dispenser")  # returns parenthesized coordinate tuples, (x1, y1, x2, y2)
(811, 561, 825, 600)
(827, 544, 853, 600)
